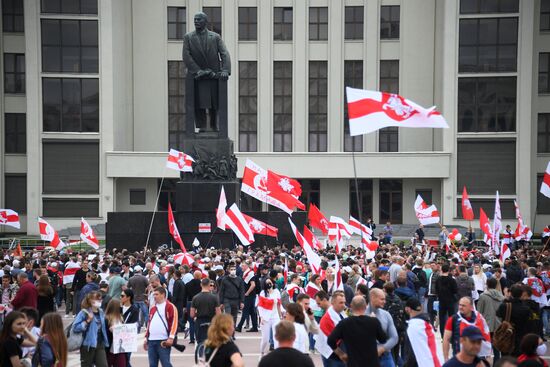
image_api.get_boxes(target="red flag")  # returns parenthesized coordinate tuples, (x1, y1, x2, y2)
(461, 186, 474, 221)
(13, 243, 22, 257)
(303, 225, 323, 251)
(346, 87, 449, 135)
(308, 204, 329, 235)
(242, 213, 278, 238)
(166, 149, 194, 172)
(288, 218, 322, 274)
(168, 203, 186, 252)
(541, 162, 550, 198)
(0, 209, 20, 229)
(38, 217, 64, 249)
(284, 257, 288, 284)
(266, 170, 305, 214)
(80, 218, 99, 249)
(479, 208, 493, 244)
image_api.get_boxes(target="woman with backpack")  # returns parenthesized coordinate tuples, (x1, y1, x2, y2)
(72, 291, 109, 367)
(198, 314, 244, 367)
(32, 312, 67, 367)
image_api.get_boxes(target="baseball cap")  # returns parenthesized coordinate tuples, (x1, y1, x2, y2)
(460, 326, 484, 341)
(405, 298, 422, 312)
(133, 265, 143, 272)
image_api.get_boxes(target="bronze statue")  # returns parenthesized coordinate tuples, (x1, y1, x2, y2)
(182, 12, 231, 132)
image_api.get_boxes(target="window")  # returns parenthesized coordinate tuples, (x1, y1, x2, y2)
(380, 6, 400, 40)
(457, 140, 515, 195)
(298, 179, 320, 209)
(344, 61, 363, 152)
(345, 6, 364, 40)
(240, 188, 263, 211)
(379, 60, 399, 152)
(4, 113, 26, 154)
(350, 179, 373, 222)
(4, 54, 25, 94)
(130, 189, 146, 205)
(540, 53, 550, 94)
(538, 175, 550, 214)
(5, 175, 26, 214)
(415, 189, 433, 205)
(309, 7, 328, 41)
(380, 179, 402, 224)
(3, 0, 24, 32)
(168, 61, 186, 151)
(538, 114, 550, 153)
(158, 179, 177, 211)
(239, 61, 257, 152)
(43, 140, 99, 194)
(459, 18, 518, 73)
(457, 199, 516, 219)
(274, 7, 293, 41)
(41, 19, 99, 73)
(309, 61, 327, 152)
(460, 0, 519, 13)
(41, 0, 98, 14)
(458, 77, 516, 132)
(542, 0, 550, 31)
(273, 61, 292, 152)
(239, 7, 257, 41)
(43, 78, 99, 132)
(203, 7, 221, 36)
(168, 7, 186, 40)
(43, 199, 98, 217)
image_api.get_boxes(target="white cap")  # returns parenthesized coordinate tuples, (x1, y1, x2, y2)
(134, 265, 143, 272)
(212, 265, 223, 271)
(203, 257, 211, 263)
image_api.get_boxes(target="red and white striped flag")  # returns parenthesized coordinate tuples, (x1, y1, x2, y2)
(168, 203, 185, 252)
(445, 229, 462, 253)
(166, 148, 194, 172)
(346, 87, 448, 136)
(334, 260, 344, 291)
(62, 262, 80, 284)
(314, 307, 347, 358)
(407, 317, 442, 367)
(328, 216, 353, 241)
(348, 216, 373, 237)
(223, 204, 255, 246)
(492, 192, 502, 255)
(500, 242, 511, 262)
(38, 217, 64, 249)
(414, 195, 440, 226)
(80, 218, 99, 249)
(288, 218, 322, 274)
(242, 213, 278, 238)
(540, 162, 550, 198)
(0, 209, 20, 229)
(543, 226, 550, 238)
(513, 201, 532, 241)
(303, 225, 323, 251)
(461, 186, 474, 221)
(243, 268, 255, 284)
(216, 186, 227, 230)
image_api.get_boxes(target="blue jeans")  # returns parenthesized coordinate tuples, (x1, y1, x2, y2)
(380, 351, 396, 367)
(186, 301, 195, 342)
(135, 301, 148, 329)
(542, 307, 550, 335)
(322, 356, 345, 367)
(147, 340, 172, 367)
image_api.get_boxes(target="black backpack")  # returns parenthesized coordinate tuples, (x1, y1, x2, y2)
(385, 294, 407, 332)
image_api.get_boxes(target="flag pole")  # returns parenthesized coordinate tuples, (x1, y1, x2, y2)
(351, 150, 363, 250)
(144, 176, 165, 253)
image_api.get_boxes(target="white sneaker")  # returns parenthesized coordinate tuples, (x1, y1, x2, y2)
(64, 315, 72, 318)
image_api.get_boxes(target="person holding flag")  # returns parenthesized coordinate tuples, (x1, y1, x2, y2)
(235, 260, 258, 333)
(258, 278, 282, 357)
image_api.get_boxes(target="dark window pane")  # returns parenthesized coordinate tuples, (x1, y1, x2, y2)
(43, 199, 99, 217)
(457, 198, 516, 219)
(129, 189, 146, 205)
(239, 61, 258, 152)
(43, 140, 99, 194)
(380, 179, 402, 224)
(460, 0, 519, 14)
(5, 175, 26, 214)
(457, 140, 515, 195)
(309, 7, 328, 41)
(345, 6, 363, 40)
(273, 61, 292, 151)
(350, 179, 373, 221)
(540, 53, 550, 94)
(168, 7, 186, 40)
(4, 54, 25, 93)
(274, 7, 293, 41)
(538, 114, 550, 153)
(4, 113, 26, 153)
(309, 61, 327, 152)
(3, 0, 24, 32)
(168, 61, 186, 150)
(41, 0, 97, 14)
(344, 60, 363, 152)
(538, 175, 550, 214)
(203, 7, 222, 36)
(380, 6, 399, 39)
(239, 7, 257, 41)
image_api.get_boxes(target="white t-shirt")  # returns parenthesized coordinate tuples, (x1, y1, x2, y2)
(473, 273, 487, 292)
(273, 321, 309, 353)
(257, 289, 281, 321)
(148, 302, 168, 340)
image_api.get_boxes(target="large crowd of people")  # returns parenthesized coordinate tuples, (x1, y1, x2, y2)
(0, 226, 550, 367)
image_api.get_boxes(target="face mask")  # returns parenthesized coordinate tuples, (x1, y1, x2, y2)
(93, 301, 102, 308)
(230, 270, 236, 276)
(537, 343, 547, 356)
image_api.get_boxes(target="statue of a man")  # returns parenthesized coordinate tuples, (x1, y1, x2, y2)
(182, 12, 231, 132)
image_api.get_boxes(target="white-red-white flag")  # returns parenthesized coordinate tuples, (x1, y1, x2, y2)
(80, 218, 99, 249)
(346, 87, 449, 136)
(38, 217, 64, 249)
(168, 203, 186, 252)
(462, 186, 474, 221)
(513, 201, 532, 241)
(334, 260, 344, 292)
(492, 191, 502, 255)
(216, 186, 227, 230)
(414, 195, 440, 226)
(500, 242, 511, 262)
(303, 225, 323, 251)
(166, 148, 194, 172)
(348, 216, 373, 237)
(543, 226, 550, 238)
(0, 209, 20, 229)
(62, 261, 80, 284)
(242, 213, 278, 238)
(314, 307, 347, 358)
(540, 162, 550, 198)
(407, 317, 442, 367)
(288, 218, 322, 274)
(223, 204, 255, 246)
(328, 216, 353, 241)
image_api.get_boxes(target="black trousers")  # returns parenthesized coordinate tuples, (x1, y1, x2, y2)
(237, 295, 258, 330)
(438, 301, 457, 337)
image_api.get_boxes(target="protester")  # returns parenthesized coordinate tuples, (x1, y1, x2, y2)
(274, 302, 309, 353)
(259, 320, 315, 367)
(258, 278, 282, 356)
(34, 312, 68, 367)
(477, 277, 505, 360)
(199, 314, 244, 367)
(0, 311, 37, 367)
(218, 264, 244, 334)
(72, 259, 90, 314)
(171, 270, 186, 332)
(497, 284, 531, 356)
(403, 297, 441, 367)
(73, 291, 109, 367)
(79, 271, 100, 307)
(185, 270, 202, 343)
(443, 326, 490, 367)
(368, 288, 398, 367)
(191, 278, 221, 344)
(517, 333, 548, 366)
(11, 273, 38, 310)
(436, 263, 458, 337)
(104, 299, 126, 367)
(328, 296, 387, 367)
(126, 265, 149, 327)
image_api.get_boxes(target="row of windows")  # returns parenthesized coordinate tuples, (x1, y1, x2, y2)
(166, 5, 399, 42)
